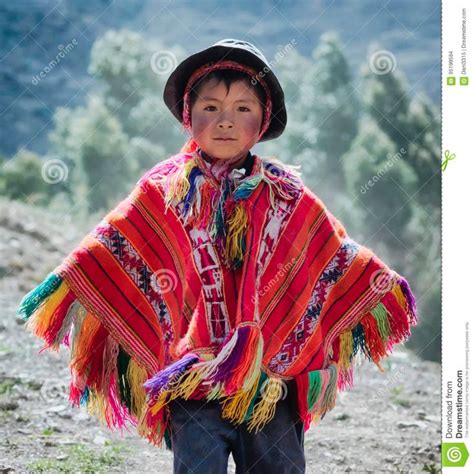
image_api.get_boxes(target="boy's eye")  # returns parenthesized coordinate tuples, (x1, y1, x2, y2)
(203, 105, 251, 112)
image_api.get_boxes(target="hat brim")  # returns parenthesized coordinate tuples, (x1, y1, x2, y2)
(163, 45, 287, 142)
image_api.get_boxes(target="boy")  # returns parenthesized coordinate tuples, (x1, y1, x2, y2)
(18, 39, 417, 474)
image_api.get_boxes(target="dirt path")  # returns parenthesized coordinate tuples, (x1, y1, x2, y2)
(0, 199, 441, 473)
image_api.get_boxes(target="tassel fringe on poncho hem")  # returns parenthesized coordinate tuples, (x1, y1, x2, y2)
(17, 250, 417, 448)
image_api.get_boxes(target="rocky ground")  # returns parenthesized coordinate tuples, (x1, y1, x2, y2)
(0, 198, 441, 473)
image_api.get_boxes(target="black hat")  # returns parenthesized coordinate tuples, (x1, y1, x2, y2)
(163, 39, 287, 142)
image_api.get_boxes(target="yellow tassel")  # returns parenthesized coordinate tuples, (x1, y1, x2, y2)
(338, 330, 353, 370)
(86, 386, 107, 423)
(391, 283, 406, 309)
(150, 391, 171, 416)
(311, 412, 322, 426)
(199, 352, 216, 362)
(137, 400, 167, 447)
(136, 408, 151, 440)
(168, 366, 207, 399)
(127, 358, 148, 417)
(136, 408, 148, 437)
(25, 280, 70, 337)
(165, 158, 195, 205)
(221, 374, 260, 424)
(246, 378, 283, 433)
(224, 203, 248, 264)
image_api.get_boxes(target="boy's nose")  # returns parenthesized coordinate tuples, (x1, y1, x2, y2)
(216, 110, 235, 128)
(218, 120, 234, 129)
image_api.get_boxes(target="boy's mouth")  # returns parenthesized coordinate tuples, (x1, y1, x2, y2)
(214, 137, 237, 141)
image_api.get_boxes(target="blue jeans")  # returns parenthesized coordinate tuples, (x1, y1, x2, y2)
(166, 381, 305, 473)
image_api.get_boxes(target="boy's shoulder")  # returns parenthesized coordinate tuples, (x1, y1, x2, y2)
(259, 154, 309, 198)
(260, 155, 301, 178)
(136, 152, 192, 188)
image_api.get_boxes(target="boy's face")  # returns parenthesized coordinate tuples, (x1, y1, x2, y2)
(190, 79, 264, 162)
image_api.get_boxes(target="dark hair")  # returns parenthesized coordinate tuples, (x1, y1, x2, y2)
(188, 69, 267, 113)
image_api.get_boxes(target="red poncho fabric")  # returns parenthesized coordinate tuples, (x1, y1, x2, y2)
(17, 143, 418, 447)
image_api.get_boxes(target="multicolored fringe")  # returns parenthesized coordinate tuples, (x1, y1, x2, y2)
(141, 322, 266, 435)
(335, 274, 417, 386)
(157, 152, 302, 269)
(17, 273, 161, 444)
(295, 274, 417, 432)
(17, 246, 417, 445)
(18, 272, 77, 352)
(295, 363, 339, 432)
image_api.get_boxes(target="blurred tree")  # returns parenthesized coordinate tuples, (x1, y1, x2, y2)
(262, 48, 317, 167)
(128, 136, 166, 173)
(341, 118, 418, 253)
(0, 150, 54, 205)
(405, 92, 441, 209)
(50, 96, 131, 212)
(88, 29, 185, 155)
(308, 32, 359, 192)
(407, 279, 441, 362)
(264, 33, 359, 210)
(89, 29, 161, 123)
(361, 46, 441, 211)
(361, 43, 412, 151)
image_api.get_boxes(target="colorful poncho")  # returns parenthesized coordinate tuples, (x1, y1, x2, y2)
(17, 146, 418, 448)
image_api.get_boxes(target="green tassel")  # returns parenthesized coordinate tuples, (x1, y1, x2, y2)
(212, 180, 231, 241)
(371, 303, 391, 342)
(307, 370, 322, 410)
(244, 371, 269, 421)
(233, 233, 247, 269)
(117, 346, 132, 412)
(17, 272, 62, 320)
(233, 175, 262, 200)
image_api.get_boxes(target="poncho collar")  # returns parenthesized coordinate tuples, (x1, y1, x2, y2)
(193, 147, 256, 184)
(159, 148, 292, 270)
